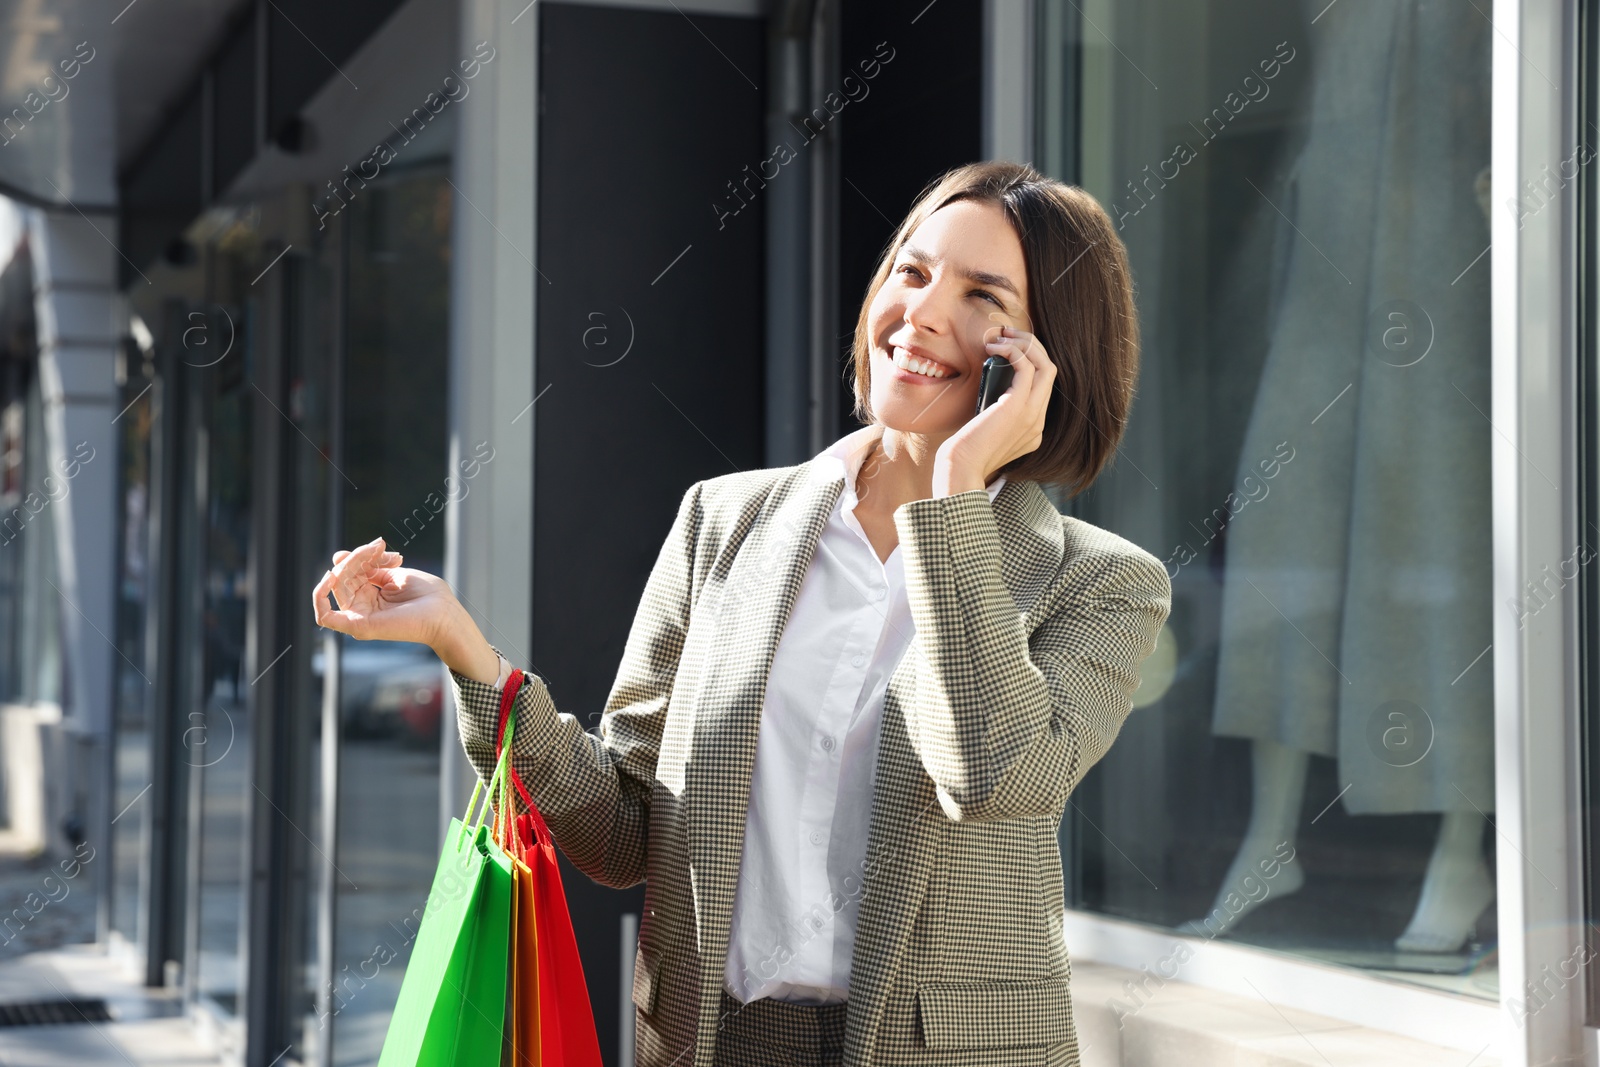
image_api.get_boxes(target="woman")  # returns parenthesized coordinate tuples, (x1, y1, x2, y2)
(314, 160, 1171, 1067)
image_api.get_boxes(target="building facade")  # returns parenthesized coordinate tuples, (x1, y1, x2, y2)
(0, 0, 1590, 1065)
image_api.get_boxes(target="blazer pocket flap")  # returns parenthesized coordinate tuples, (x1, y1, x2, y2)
(916, 976, 1073, 1050)
(632, 944, 662, 1015)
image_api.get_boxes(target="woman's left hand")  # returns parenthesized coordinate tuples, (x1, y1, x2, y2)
(933, 325, 1055, 496)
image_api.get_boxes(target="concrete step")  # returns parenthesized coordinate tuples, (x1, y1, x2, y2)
(1071, 960, 1500, 1067)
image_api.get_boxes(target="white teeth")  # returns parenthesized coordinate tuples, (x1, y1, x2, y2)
(892, 348, 949, 378)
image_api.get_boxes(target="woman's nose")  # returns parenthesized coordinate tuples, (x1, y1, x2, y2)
(903, 282, 956, 335)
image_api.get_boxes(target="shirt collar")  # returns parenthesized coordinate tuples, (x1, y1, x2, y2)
(811, 423, 1008, 503)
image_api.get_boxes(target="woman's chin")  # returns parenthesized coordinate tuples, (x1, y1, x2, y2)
(871, 409, 966, 438)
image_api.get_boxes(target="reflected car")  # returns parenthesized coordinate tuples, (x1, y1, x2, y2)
(309, 637, 444, 746)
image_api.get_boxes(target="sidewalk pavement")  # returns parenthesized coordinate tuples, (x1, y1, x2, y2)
(0, 853, 223, 1066)
(0, 946, 221, 1066)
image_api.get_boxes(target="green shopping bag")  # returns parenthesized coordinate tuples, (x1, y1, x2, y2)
(377, 735, 518, 1065)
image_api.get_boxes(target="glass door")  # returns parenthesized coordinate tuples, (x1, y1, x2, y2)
(188, 287, 255, 1038)
(280, 229, 340, 1065)
(328, 159, 454, 1067)
(110, 343, 156, 954)
(112, 151, 455, 1067)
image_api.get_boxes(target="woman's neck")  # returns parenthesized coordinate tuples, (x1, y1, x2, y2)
(857, 428, 947, 514)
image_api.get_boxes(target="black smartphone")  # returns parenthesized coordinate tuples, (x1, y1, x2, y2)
(975, 356, 1015, 415)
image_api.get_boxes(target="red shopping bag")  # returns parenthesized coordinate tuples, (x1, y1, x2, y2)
(493, 670, 605, 1067)
(503, 853, 539, 1066)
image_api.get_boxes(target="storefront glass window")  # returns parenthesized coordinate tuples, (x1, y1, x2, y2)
(111, 355, 156, 946)
(331, 160, 453, 1067)
(1039, 0, 1498, 997)
(193, 296, 255, 1018)
(0, 249, 33, 709)
(18, 371, 61, 708)
(279, 226, 340, 1063)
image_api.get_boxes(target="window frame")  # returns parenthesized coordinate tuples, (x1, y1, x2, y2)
(1578, 0, 1600, 1034)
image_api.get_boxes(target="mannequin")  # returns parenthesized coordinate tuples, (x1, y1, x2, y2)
(1184, 0, 1494, 953)
(1180, 742, 1493, 951)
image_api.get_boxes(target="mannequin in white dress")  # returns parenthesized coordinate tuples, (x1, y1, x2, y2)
(1183, 0, 1494, 953)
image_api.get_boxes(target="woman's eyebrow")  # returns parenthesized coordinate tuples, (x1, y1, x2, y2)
(901, 242, 1022, 300)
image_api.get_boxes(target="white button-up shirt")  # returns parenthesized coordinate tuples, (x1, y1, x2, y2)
(723, 424, 1005, 1006)
(488, 424, 1006, 1007)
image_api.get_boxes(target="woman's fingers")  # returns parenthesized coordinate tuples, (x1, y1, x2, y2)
(328, 555, 358, 609)
(1007, 326, 1052, 376)
(313, 566, 378, 637)
(315, 538, 407, 631)
(1007, 329, 1051, 422)
(999, 327, 1054, 404)
(312, 568, 341, 628)
(988, 329, 1037, 402)
(333, 543, 400, 563)
(333, 540, 387, 602)
(982, 327, 1053, 456)
(315, 601, 366, 637)
(365, 565, 400, 591)
(315, 575, 382, 636)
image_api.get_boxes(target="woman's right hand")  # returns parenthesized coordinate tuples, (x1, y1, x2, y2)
(312, 536, 459, 649)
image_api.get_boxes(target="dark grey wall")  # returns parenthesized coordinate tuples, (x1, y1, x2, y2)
(533, 4, 767, 1060)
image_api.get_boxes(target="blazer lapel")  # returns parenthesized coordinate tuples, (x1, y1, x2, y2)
(841, 477, 1066, 1066)
(685, 462, 845, 1053)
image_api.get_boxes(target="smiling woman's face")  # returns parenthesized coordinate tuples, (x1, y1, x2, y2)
(865, 198, 1032, 438)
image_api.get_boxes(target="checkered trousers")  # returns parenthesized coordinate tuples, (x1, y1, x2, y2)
(447, 459, 1172, 1067)
(713, 989, 850, 1067)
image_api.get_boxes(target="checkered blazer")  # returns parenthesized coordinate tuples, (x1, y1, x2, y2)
(449, 455, 1172, 1066)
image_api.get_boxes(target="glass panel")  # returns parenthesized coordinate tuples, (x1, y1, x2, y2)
(111, 357, 157, 945)
(1039, 0, 1498, 997)
(284, 235, 339, 1062)
(18, 371, 61, 707)
(0, 253, 33, 708)
(331, 161, 453, 1067)
(193, 307, 254, 1017)
(149, 200, 342, 1058)
(0, 396, 16, 817)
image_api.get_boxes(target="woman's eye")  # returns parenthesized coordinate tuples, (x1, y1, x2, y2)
(897, 265, 1001, 306)
(895, 265, 1002, 307)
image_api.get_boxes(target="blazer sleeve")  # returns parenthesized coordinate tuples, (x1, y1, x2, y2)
(892, 488, 1172, 823)
(447, 479, 704, 888)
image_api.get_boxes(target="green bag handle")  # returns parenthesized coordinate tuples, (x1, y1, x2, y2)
(459, 688, 520, 850)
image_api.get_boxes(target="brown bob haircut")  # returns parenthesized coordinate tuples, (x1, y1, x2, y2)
(847, 160, 1140, 497)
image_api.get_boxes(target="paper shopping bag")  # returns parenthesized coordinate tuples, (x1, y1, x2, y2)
(378, 665, 531, 1067)
(496, 670, 605, 1067)
(522, 805, 603, 1067)
(376, 817, 515, 1067)
(506, 853, 541, 1066)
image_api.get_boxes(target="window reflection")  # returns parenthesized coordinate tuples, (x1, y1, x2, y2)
(194, 305, 253, 1020)
(1043, 0, 1497, 996)
(112, 365, 154, 948)
(331, 162, 452, 1067)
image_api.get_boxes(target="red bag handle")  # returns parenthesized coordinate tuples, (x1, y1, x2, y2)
(496, 666, 605, 1066)
(494, 669, 545, 845)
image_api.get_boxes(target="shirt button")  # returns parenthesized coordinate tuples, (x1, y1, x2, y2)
(820, 734, 835, 751)
(871, 586, 886, 601)
(809, 829, 823, 845)
(851, 653, 866, 668)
